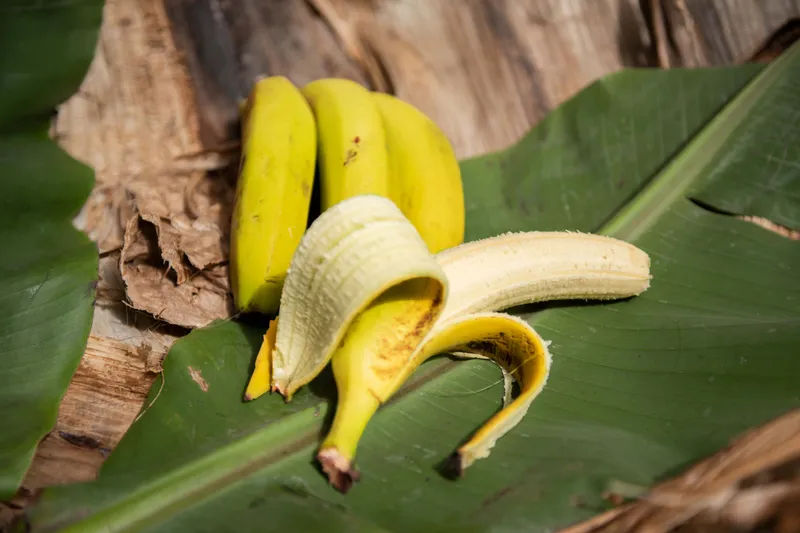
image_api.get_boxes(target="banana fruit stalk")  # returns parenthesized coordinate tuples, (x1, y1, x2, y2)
(245, 194, 651, 493)
(229, 76, 317, 315)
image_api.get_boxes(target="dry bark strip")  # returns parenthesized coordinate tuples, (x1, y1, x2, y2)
(22, 335, 163, 489)
(645, 0, 800, 68)
(557, 409, 800, 533)
(9, 0, 798, 511)
(306, 0, 653, 157)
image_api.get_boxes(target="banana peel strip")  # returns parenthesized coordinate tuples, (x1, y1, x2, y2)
(246, 194, 651, 486)
(405, 312, 553, 473)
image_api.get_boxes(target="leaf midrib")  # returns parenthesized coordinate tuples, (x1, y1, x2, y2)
(602, 44, 798, 242)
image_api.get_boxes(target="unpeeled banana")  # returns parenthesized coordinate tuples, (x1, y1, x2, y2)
(302, 78, 391, 211)
(229, 76, 317, 315)
(372, 92, 465, 253)
(301, 78, 465, 253)
(244, 194, 651, 493)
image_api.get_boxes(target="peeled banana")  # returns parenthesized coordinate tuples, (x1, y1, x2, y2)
(245, 194, 651, 493)
(229, 76, 317, 315)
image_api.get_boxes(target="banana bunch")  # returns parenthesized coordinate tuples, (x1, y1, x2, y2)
(229, 76, 464, 315)
(230, 76, 652, 494)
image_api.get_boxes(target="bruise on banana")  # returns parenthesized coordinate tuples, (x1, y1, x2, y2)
(460, 332, 538, 390)
(369, 281, 444, 383)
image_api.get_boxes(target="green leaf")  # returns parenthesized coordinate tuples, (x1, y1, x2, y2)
(688, 58, 800, 230)
(26, 44, 800, 533)
(0, 0, 103, 498)
(460, 64, 764, 238)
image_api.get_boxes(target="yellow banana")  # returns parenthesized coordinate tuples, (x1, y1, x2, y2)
(229, 76, 317, 315)
(241, 81, 459, 399)
(267, 195, 448, 400)
(245, 194, 651, 493)
(371, 92, 465, 253)
(301, 78, 390, 211)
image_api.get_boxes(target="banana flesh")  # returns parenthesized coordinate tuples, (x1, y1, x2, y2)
(246, 194, 651, 493)
(438, 231, 652, 320)
(229, 76, 317, 315)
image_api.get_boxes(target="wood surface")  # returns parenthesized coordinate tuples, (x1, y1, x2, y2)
(4, 0, 799, 520)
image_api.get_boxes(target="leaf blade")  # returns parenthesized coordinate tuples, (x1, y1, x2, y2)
(0, 0, 103, 498)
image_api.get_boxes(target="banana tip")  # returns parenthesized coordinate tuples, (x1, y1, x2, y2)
(317, 448, 361, 494)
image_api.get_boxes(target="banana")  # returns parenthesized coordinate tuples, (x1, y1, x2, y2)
(267, 195, 448, 400)
(436, 230, 653, 321)
(371, 92, 465, 253)
(245, 194, 651, 493)
(229, 76, 317, 315)
(298, 80, 465, 253)
(301, 78, 391, 211)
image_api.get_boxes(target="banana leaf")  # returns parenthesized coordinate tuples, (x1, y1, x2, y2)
(24, 43, 800, 533)
(0, 0, 103, 498)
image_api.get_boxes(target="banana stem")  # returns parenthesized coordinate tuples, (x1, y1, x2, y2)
(317, 385, 381, 493)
